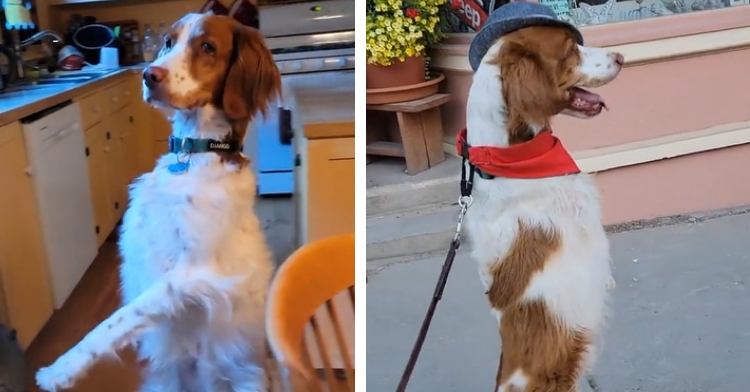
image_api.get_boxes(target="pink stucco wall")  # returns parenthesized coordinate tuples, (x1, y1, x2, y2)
(439, 47, 750, 150)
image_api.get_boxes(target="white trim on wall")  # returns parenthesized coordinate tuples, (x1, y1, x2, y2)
(433, 26, 750, 71)
(444, 121, 750, 173)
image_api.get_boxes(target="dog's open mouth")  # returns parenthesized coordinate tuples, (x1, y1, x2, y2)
(566, 87, 607, 117)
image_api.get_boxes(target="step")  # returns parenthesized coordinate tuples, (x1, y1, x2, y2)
(366, 156, 461, 217)
(366, 203, 462, 263)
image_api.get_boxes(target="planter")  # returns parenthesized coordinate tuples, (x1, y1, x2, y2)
(366, 56, 426, 89)
(366, 73, 445, 105)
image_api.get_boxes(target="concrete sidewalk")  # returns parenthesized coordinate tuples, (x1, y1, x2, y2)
(366, 213, 750, 392)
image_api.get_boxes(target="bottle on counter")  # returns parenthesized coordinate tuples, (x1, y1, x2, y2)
(157, 22, 168, 51)
(141, 23, 158, 62)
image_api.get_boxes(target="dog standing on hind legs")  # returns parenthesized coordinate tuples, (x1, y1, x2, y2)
(35, 12, 282, 392)
(458, 3, 623, 391)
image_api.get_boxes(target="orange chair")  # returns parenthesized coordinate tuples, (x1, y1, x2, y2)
(266, 233, 355, 392)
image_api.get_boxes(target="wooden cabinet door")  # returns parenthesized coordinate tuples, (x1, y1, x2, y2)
(85, 122, 113, 247)
(130, 74, 156, 174)
(102, 116, 127, 223)
(306, 137, 355, 242)
(116, 105, 139, 185)
(0, 122, 55, 348)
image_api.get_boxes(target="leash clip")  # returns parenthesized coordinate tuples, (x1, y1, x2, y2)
(453, 195, 472, 243)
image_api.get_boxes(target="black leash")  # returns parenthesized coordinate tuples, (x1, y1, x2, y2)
(395, 155, 475, 392)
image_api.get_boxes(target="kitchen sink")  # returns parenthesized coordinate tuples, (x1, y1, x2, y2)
(1, 84, 62, 94)
(35, 77, 96, 84)
(41, 70, 114, 79)
(0, 69, 115, 96)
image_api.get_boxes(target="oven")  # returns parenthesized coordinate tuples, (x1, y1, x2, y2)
(247, 0, 354, 195)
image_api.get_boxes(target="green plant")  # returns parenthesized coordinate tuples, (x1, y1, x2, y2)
(366, 0, 448, 66)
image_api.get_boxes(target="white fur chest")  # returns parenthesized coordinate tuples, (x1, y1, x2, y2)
(464, 173, 613, 329)
(118, 154, 269, 304)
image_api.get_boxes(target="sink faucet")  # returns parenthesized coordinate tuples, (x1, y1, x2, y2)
(18, 30, 65, 77)
(19, 30, 64, 48)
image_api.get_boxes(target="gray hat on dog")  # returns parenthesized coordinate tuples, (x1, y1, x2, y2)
(468, 1, 583, 72)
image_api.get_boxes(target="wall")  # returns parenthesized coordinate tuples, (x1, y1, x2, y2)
(432, 9, 750, 224)
(46, 0, 204, 35)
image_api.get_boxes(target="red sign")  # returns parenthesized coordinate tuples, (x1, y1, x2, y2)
(450, 0, 489, 31)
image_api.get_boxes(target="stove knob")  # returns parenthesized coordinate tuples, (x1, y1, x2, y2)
(291, 62, 302, 72)
(336, 57, 347, 68)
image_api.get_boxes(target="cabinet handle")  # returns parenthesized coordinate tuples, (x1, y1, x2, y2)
(106, 131, 111, 140)
(24, 166, 33, 177)
(95, 225, 100, 234)
(85, 147, 90, 157)
(129, 116, 134, 123)
(114, 202, 120, 210)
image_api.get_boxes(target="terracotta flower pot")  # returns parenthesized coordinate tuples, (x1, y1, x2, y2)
(366, 56, 426, 89)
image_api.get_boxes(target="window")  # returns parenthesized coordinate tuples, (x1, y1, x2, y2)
(441, 0, 750, 32)
(541, 0, 750, 27)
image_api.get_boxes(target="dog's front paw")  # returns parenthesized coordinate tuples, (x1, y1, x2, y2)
(36, 350, 89, 391)
(605, 275, 616, 291)
(36, 364, 76, 391)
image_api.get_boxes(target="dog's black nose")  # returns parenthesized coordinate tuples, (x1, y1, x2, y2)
(143, 66, 167, 88)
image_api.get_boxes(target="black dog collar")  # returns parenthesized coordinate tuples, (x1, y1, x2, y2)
(168, 136, 241, 154)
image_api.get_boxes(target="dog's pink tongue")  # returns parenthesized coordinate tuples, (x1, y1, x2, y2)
(569, 87, 607, 111)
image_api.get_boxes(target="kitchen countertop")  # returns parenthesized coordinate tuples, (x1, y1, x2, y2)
(0, 67, 141, 127)
(0, 66, 356, 139)
(282, 70, 355, 139)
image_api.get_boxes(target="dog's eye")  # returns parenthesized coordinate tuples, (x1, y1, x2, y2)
(164, 38, 172, 50)
(202, 42, 216, 53)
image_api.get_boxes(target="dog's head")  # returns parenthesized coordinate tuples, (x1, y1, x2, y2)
(483, 25, 623, 143)
(142, 13, 281, 139)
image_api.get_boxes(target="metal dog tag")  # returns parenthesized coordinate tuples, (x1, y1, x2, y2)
(168, 152, 191, 175)
(168, 161, 190, 175)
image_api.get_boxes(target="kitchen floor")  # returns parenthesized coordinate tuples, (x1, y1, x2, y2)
(24, 196, 296, 392)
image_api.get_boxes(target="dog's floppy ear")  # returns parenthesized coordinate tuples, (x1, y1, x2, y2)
(222, 25, 281, 122)
(497, 41, 567, 144)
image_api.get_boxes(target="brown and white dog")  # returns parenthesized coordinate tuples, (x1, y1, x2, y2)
(463, 26, 623, 391)
(36, 13, 281, 392)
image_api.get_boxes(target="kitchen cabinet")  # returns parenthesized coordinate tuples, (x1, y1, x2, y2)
(296, 123, 355, 244)
(0, 121, 55, 349)
(85, 121, 114, 246)
(129, 76, 157, 174)
(152, 107, 173, 160)
(81, 75, 148, 246)
(117, 105, 140, 185)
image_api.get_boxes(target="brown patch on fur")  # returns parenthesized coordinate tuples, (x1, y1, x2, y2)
(496, 301, 590, 391)
(490, 26, 582, 145)
(485, 222, 588, 390)
(486, 222, 561, 310)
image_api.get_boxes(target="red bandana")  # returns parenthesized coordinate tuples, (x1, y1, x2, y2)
(456, 128, 580, 179)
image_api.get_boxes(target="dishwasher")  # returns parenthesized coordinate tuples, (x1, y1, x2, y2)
(22, 101, 98, 309)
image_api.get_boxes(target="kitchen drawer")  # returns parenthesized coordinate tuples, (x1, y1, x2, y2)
(311, 137, 354, 160)
(106, 80, 133, 110)
(78, 89, 110, 130)
(78, 80, 131, 130)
